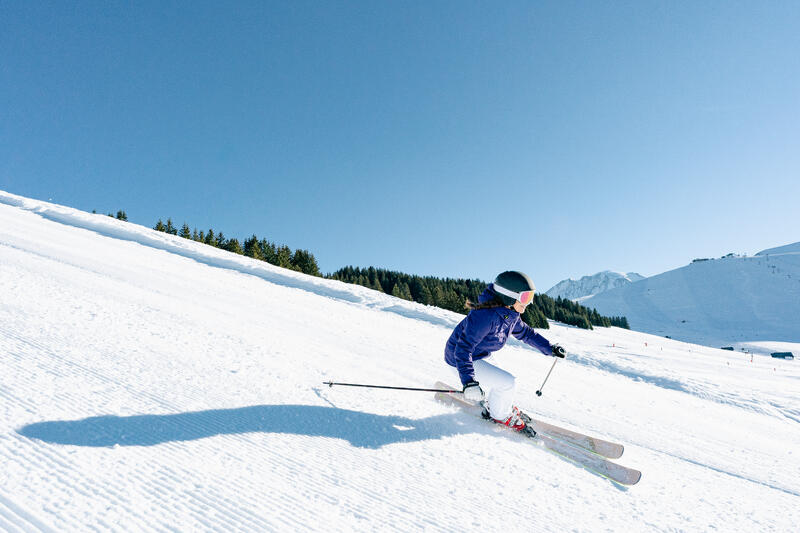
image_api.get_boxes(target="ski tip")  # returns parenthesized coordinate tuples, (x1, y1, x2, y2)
(606, 446, 624, 460)
(618, 470, 642, 486)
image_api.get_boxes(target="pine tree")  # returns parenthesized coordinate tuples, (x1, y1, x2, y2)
(367, 268, 383, 292)
(154, 219, 166, 232)
(165, 218, 178, 235)
(432, 286, 446, 307)
(529, 306, 549, 329)
(444, 288, 461, 310)
(204, 229, 217, 247)
(179, 223, 192, 239)
(244, 235, 264, 260)
(276, 245, 293, 269)
(391, 283, 405, 300)
(292, 249, 321, 277)
(260, 239, 277, 264)
(419, 284, 434, 305)
(225, 238, 244, 254)
(116, 210, 128, 221)
(371, 277, 384, 292)
(401, 282, 414, 300)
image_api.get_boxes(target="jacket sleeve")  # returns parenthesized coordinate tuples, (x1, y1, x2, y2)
(511, 319, 552, 356)
(453, 311, 494, 385)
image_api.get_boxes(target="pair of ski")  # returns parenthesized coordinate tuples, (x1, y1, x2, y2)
(434, 382, 642, 486)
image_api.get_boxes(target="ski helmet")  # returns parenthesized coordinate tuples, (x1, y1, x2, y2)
(492, 271, 536, 306)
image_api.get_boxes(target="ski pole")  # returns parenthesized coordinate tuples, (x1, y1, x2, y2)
(323, 381, 462, 394)
(535, 357, 559, 397)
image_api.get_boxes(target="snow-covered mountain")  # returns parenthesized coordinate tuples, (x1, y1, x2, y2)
(1, 190, 799, 531)
(582, 246, 800, 347)
(545, 271, 645, 301)
(756, 241, 800, 256)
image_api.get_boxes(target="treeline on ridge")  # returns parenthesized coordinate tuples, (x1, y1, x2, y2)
(147, 215, 628, 331)
(328, 266, 630, 331)
(152, 217, 320, 276)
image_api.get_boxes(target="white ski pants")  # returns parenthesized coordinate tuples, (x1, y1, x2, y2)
(448, 358, 516, 420)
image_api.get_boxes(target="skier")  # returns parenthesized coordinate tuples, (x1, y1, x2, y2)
(444, 271, 566, 431)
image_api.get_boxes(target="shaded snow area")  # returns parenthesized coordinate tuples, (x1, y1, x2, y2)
(1, 191, 799, 532)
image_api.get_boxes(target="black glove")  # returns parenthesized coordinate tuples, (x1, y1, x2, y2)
(462, 381, 485, 402)
(552, 344, 566, 358)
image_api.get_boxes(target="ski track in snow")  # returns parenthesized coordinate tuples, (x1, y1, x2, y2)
(2, 191, 800, 532)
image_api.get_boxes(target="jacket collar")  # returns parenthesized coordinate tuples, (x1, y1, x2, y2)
(493, 306, 518, 322)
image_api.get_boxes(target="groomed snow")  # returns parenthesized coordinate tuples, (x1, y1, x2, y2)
(1, 191, 799, 532)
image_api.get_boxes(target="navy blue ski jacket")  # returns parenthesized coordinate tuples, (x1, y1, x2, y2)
(444, 286, 553, 385)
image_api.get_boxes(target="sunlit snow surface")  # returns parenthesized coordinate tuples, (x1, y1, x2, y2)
(582, 249, 800, 347)
(1, 191, 799, 532)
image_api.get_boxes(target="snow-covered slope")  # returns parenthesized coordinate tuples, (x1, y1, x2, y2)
(582, 250, 800, 347)
(757, 241, 800, 256)
(2, 190, 799, 532)
(545, 271, 645, 301)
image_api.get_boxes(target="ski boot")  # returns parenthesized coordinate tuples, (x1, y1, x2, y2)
(481, 404, 536, 437)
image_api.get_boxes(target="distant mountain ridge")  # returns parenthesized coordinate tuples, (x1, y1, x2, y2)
(581, 242, 800, 346)
(545, 271, 645, 301)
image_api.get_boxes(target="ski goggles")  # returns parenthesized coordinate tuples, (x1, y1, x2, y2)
(493, 283, 535, 305)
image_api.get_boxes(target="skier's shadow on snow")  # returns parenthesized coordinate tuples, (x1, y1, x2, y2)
(18, 405, 483, 449)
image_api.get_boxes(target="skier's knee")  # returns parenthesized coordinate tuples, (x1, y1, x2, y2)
(496, 375, 515, 392)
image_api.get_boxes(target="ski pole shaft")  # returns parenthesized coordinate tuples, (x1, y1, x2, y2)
(323, 381, 462, 394)
(535, 357, 559, 397)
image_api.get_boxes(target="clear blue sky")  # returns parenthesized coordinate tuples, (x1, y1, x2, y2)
(3, 1, 799, 291)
